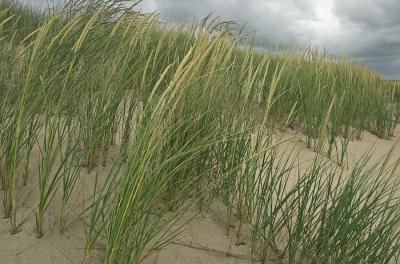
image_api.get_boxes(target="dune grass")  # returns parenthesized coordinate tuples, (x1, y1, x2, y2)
(0, 1, 400, 263)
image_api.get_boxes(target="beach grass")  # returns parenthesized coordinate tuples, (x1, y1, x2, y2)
(0, 1, 400, 263)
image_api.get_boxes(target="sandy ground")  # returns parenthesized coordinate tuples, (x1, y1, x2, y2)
(0, 125, 399, 264)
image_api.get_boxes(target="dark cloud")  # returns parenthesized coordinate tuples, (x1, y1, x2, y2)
(333, 0, 400, 29)
(330, 0, 400, 78)
(151, 0, 317, 42)
(140, 0, 400, 79)
(20, 0, 400, 79)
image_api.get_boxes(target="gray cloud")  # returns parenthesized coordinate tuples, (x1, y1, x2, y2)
(330, 0, 400, 78)
(20, 0, 400, 79)
(333, 0, 400, 29)
(139, 0, 400, 79)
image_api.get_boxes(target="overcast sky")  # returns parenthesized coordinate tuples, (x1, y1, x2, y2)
(21, 0, 400, 79)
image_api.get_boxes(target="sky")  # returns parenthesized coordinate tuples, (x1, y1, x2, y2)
(21, 0, 400, 79)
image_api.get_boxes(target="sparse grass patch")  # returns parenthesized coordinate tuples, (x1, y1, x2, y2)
(0, 1, 399, 263)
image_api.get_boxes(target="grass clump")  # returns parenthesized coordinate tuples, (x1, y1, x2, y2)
(0, 1, 399, 263)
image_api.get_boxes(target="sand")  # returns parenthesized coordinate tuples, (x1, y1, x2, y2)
(0, 125, 399, 264)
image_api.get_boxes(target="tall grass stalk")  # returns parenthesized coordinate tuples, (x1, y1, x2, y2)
(0, 2, 399, 263)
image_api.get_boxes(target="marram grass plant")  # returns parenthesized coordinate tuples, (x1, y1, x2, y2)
(0, 1, 399, 263)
